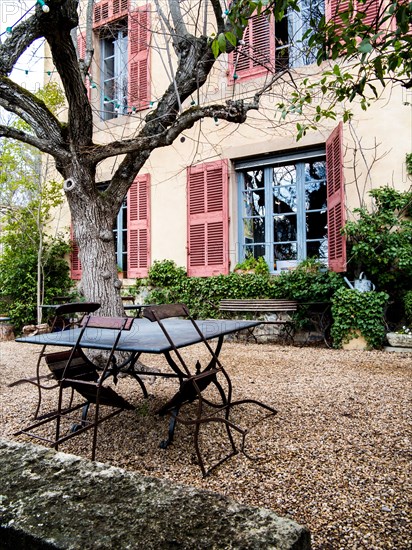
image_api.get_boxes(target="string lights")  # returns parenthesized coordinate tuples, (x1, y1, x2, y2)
(1, 1, 228, 123)
(37, 0, 50, 13)
(0, 0, 50, 40)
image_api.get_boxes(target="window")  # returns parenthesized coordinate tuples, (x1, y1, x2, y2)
(100, 23, 128, 120)
(230, 0, 324, 80)
(113, 194, 127, 272)
(237, 150, 328, 273)
(275, 0, 325, 69)
(93, 1, 150, 121)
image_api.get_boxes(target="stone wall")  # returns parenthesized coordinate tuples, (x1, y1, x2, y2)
(0, 439, 311, 549)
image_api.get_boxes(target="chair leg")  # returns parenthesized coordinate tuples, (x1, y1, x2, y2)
(160, 406, 180, 448)
(54, 386, 64, 451)
(91, 403, 100, 461)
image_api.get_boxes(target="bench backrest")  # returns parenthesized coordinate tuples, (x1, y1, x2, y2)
(219, 299, 298, 312)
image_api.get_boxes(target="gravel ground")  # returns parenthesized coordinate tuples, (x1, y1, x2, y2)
(1, 339, 411, 549)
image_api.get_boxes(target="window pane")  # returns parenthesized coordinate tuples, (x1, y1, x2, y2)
(243, 217, 265, 243)
(306, 211, 327, 240)
(272, 164, 296, 186)
(273, 242, 298, 260)
(273, 185, 297, 214)
(307, 239, 328, 260)
(243, 170, 265, 216)
(272, 165, 297, 213)
(244, 244, 266, 259)
(103, 39, 115, 58)
(305, 180, 327, 210)
(103, 56, 115, 80)
(273, 214, 297, 241)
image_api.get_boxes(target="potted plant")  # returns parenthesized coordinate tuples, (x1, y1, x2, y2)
(234, 256, 269, 275)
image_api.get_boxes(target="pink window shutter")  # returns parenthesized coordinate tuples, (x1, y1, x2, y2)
(228, 14, 274, 83)
(326, 122, 347, 272)
(127, 174, 151, 278)
(187, 160, 229, 277)
(326, 0, 382, 28)
(325, 0, 351, 24)
(93, 0, 128, 27)
(128, 6, 151, 112)
(358, 0, 380, 28)
(70, 226, 82, 280)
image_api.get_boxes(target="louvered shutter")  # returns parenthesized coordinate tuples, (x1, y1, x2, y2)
(187, 160, 229, 276)
(93, 0, 128, 26)
(70, 226, 82, 280)
(128, 6, 150, 111)
(229, 14, 274, 82)
(127, 174, 151, 278)
(359, 1, 378, 26)
(325, 0, 351, 24)
(326, 0, 381, 27)
(326, 123, 346, 272)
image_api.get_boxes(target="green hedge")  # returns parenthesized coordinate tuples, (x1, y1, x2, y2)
(142, 260, 345, 320)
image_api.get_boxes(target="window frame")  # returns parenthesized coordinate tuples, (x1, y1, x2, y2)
(100, 23, 129, 121)
(236, 147, 328, 274)
(92, 1, 151, 121)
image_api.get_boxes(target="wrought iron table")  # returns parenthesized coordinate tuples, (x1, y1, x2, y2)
(16, 318, 260, 392)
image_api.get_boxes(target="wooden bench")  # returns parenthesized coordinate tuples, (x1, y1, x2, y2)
(218, 299, 298, 343)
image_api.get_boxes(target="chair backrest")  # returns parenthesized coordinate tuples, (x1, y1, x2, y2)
(80, 315, 134, 330)
(54, 302, 101, 317)
(62, 315, 134, 381)
(50, 302, 101, 332)
(142, 303, 189, 322)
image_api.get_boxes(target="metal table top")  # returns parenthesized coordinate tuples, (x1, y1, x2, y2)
(16, 318, 260, 354)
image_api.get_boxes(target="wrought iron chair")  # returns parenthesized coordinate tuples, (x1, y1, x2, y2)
(15, 315, 135, 460)
(9, 302, 101, 419)
(142, 303, 277, 477)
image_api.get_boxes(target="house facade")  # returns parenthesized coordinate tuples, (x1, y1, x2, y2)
(46, 0, 411, 282)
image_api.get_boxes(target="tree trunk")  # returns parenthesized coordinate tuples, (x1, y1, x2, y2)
(65, 168, 124, 317)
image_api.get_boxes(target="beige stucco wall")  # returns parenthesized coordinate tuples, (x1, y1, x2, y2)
(44, 2, 412, 273)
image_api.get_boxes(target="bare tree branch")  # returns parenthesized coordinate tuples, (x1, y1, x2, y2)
(0, 15, 43, 75)
(210, 0, 225, 33)
(39, 0, 93, 145)
(168, 0, 188, 38)
(0, 77, 64, 145)
(0, 124, 69, 159)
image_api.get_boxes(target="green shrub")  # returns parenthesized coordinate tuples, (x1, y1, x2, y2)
(272, 260, 345, 302)
(0, 234, 75, 332)
(234, 256, 270, 276)
(147, 260, 187, 288)
(143, 260, 345, 322)
(404, 291, 412, 326)
(343, 187, 412, 299)
(330, 288, 389, 349)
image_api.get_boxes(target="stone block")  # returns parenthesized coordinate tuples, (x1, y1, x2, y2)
(0, 438, 311, 550)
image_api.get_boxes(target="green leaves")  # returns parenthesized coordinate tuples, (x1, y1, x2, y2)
(358, 38, 373, 54)
(343, 187, 412, 298)
(331, 288, 389, 349)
